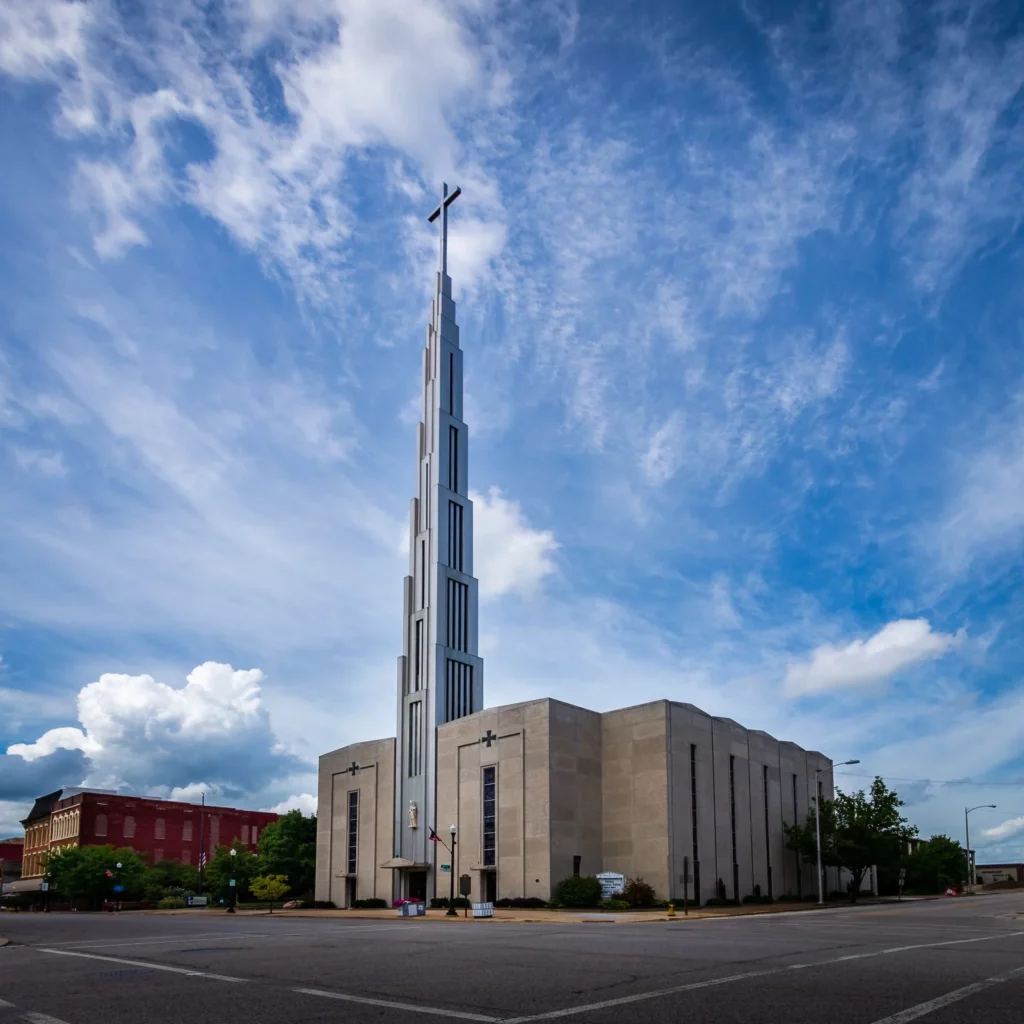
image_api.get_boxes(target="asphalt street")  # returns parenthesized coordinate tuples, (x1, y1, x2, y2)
(1, 892, 1023, 1024)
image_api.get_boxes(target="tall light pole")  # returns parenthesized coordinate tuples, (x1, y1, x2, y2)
(447, 825, 458, 917)
(116, 861, 123, 913)
(228, 847, 237, 913)
(815, 759, 860, 905)
(964, 805, 996, 892)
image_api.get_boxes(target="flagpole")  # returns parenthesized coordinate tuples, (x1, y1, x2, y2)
(198, 792, 206, 895)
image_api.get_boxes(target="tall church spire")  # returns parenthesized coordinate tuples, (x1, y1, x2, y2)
(394, 184, 483, 892)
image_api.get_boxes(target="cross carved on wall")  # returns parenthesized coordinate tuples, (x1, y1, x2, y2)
(481, 730, 497, 748)
(344, 761, 361, 775)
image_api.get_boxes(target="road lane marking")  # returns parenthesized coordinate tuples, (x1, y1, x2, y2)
(0, 1000, 15, 1008)
(866, 965, 1024, 1023)
(500, 930, 1024, 1022)
(22, 1014, 72, 1024)
(39, 948, 246, 982)
(294, 988, 502, 1021)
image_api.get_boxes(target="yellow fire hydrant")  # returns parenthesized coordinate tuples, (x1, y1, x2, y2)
(667, 903, 676, 917)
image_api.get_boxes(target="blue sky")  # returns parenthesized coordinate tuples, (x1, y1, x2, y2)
(1, 0, 1023, 860)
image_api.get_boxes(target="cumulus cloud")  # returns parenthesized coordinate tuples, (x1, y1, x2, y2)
(783, 619, 961, 697)
(471, 487, 558, 598)
(982, 816, 1024, 843)
(4, 662, 307, 800)
(0, 747, 88, 801)
(264, 793, 317, 815)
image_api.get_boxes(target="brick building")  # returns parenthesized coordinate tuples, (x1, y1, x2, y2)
(0, 837, 23, 890)
(20, 788, 277, 879)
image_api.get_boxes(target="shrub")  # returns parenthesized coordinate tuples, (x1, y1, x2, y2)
(494, 897, 549, 909)
(776, 893, 803, 903)
(742, 893, 773, 905)
(157, 897, 187, 910)
(429, 897, 470, 909)
(702, 897, 740, 907)
(600, 899, 630, 911)
(552, 875, 603, 908)
(620, 877, 657, 908)
(309, 900, 336, 909)
(352, 898, 388, 909)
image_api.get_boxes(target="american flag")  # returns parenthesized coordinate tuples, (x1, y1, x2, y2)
(198, 849, 207, 870)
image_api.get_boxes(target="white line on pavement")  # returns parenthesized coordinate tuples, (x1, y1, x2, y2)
(22, 1013, 72, 1024)
(0, 1000, 15, 1008)
(39, 948, 246, 982)
(294, 987, 502, 1021)
(865, 965, 1024, 1023)
(499, 929, 1024, 1022)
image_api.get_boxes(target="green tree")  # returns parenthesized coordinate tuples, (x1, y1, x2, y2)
(785, 777, 917, 901)
(250, 873, 291, 911)
(905, 835, 968, 894)
(202, 840, 262, 903)
(143, 859, 200, 902)
(257, 810, 317, 897)
(44, 845, 148, 908)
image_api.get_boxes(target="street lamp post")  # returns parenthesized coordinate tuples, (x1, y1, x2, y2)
(447, 825, 458, 917)
(228, 848, 237, 913)
(815, 759, 860, 905)
(116, 861, 123, 912)
(964, 805, 996, 892)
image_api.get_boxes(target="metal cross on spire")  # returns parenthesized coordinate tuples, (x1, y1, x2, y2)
(427, 182, 462, 275)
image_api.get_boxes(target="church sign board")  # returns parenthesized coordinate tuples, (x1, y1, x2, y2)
(597, 873, 626, 899)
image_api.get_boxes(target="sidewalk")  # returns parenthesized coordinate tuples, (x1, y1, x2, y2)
(159, 896, 935, 924)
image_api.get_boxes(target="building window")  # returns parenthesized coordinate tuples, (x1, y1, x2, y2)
(445, 659, 473, 721)
(154, 848, 164, 863)
(448, 351, 455, 413)
(729, 755, 738, 901)
(241, 825, 250, 845)
(347, 792, 358, 875)
(210, 816, 220, 848)
(182, 820, 193, 843)
(124, 815, 136, 839)
(155, 818, 166, 840)
(408, 701, 423, 777)
(792, 773, 801, 897)
(446, 578, 469, 651)
(763, 764, 773, 900)
(482, 766, 496, 867)
(420, 539, 427, 607)
(689, 744, 700, 901)
(414, 618, 423, 692)
(448, 425, 459, 493)
(448, 501, 464, 572)
(251, 826, 259, 845)
(182, 849, 191, 865)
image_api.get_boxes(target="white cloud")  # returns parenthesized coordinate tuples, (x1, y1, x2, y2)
(0, 0, 89, 80)
(471, 487, 558, 599)
(784, 619, 961, 696)
(981, 817, 1024, 843)
(11, 446, 66, 477)
(7, 725, 98, 761)
(6, 663, 305, 795)
(264, 792, 317, 815)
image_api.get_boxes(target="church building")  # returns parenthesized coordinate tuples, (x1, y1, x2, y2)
(315, 187, 834, 908)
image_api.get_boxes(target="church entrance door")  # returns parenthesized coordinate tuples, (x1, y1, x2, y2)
(483, 870, 496, 903)
(407, 870, 427, 903)
(345, 878, 356, 909)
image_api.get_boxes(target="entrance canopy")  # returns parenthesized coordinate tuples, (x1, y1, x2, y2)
(379, 857, 430, 870)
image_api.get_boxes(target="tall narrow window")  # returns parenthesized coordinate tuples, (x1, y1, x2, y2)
(155, 817, 166, 840)
(95, 813, 108, 838)
(482, 766, 496, 867)
(154, 848, 164, 863)
(448, 500, 464, 572)
(408, 701, 422, 777)
(448, 425, 459, 492)
(182, 820, 193, 843)
(420, 540, 426, 607)
(347, 791, 358, 875)
(240, 824, 249, 845)
(792, 774, 801, 896)
(445, 659, 474, 721)
(763, 765, 773, 899)
(182, 849, 191, 865)
(447, 578, 469, 651)
(414, 619, 423, 691)
(448, 352, 455, 413)
(729, 756, 738, 900)
(689, 744, 700, 902)
(124, 815, 136, 839)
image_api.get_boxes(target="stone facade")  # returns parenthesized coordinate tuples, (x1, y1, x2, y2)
(316, 697, 833, 906)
